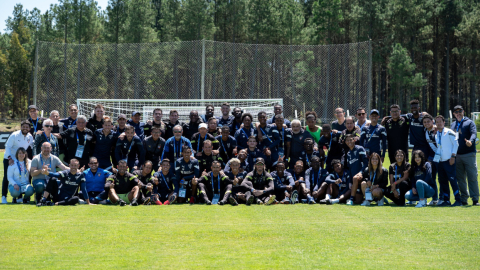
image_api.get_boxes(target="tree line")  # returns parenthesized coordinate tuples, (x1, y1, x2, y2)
(0, 0, 479, 119)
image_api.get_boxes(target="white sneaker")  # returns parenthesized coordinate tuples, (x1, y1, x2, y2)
(415, 200, 426, 208)
(346, 199, 353, 205)
(16, 198, 23, 204)
(427, 200, 437, 206)
(1, 196, 7, 204)
(78, 199, 87, 205)
(436, 199, 444, 206)
(361, 200, 371, 206)
(377, 198, 385, 206)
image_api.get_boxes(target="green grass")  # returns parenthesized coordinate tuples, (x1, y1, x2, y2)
(1, 152, 480, 269)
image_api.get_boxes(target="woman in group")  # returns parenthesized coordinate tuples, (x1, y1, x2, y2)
(360, 152, 389, 206)
(304, 111, 322, 144)
(385, 149, 411, 206)
(7, 148, 34, 203)
(33, 119, 59, 157)
(405, 150, 436, 208)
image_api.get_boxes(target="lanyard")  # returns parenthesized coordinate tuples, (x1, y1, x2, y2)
(305, 152, 309, 164)
(173, 138, 183, 159)
(76, 132, 87, 146)
(40, 154, 52, 170)
(259, 126, 272, 143)
(323, 133, 333, 159)
(211, 172, 220, 193)
(220, 138, 229, 160)
(16, 161, 27, 179)
(335, 172, 345, 183)
(280, 128, 285, 147)
(394, 165, 398, 181)
(241, 128, 251, 139)
(126, 139, 134, 158)
(197, 134, 206, 152)
(437, 131, 442, 146)
(70, 119, 76, 128)
(456, 117, 465, 133)
(366, 125, 378, 145)
(32, 117, 39, 133)
(160, 172, 169, 187)
(313, 169, 320, 187)
(44, 132, 57, 151)
(371, 170, 377, 185)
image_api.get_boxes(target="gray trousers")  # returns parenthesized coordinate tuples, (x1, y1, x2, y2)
(455, 152, 479, 202)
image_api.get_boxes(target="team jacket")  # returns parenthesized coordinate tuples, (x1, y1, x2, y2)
(191, 132, 219, 153)
(153, 170, 178, 194)
(305, 167, 329, 192)
(143, 136, 166, 168)
(48, 170, 88, 200)
(197, 152, 225, 172)
(107, 172, 138, 194)
(246, 171, 274, 193)
(161, 136, 193, 161)
(175, 157, 200, 182)
(126, 120, 146, 140)
(270, 170, 295, 193)
(83, 168, 112, 193)
(198, 173, 231, 197)
(451, 117, 477, 155)
(361, 167, 389, 190)
(345, 145, 368, 176)
(430, 128, 458, 162)
(234, 127, 257, 150)
(325, 171, 351, 194)
(359, 124, 387, 157)
(298, 150, 321, 169)
(246, 148, 268, 172)
(216, 135, 237, 161)
(115, 136, 145, 168)
(92, 129, 117, 167)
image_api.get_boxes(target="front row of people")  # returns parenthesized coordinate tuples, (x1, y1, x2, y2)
(17, 144, 442, 208)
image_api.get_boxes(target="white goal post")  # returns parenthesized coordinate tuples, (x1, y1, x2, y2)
(77, 99, 283, 123)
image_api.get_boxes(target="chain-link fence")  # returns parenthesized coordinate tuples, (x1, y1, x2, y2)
(34, 40, 372, 123)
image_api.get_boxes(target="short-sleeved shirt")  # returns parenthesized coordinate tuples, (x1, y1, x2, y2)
(55, 169, 86, 199)
(306, 125, 322, 144)
(388, 162, 411, 185)
(31, 154, 64, 181)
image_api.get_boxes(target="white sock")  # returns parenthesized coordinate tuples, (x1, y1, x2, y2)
(331, 199, 339, 204)
(326, 194, 331, 200)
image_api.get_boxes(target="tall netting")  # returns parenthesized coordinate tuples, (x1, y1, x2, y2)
(34, 40, 372, 123)
(77, 99, 282, 123)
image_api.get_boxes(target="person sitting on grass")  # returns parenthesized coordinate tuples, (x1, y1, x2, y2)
(37, 158, 89, 206)
(105, 160, 141, 206)
(405, 150, 436, 208)
(319, 159, 351, 205)
(305, 156, 329, 204)
(384, 149, 411, 206)
(175, 147, 200, 204)
(245, 158, 276, 205)
(359, 153, 389, 206)
(152, 159, 178, 205)
(225, 158, 248, 206)
(8, 148, 34, 204)
(196, 161, 231, 205)
(131, 161, 156, 205)
(270, 160, 297, 204)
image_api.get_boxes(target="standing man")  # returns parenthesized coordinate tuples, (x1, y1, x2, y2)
(114, 114, 128, 134)
(200, 104, 215, 123)
(359, 109, 387, 161)
(27, 105, 46, 138)
(184, 110, 203, 140)
(92, 116, 117, 170)
(115, 126, 145, 172)
(331, 107, 347, 132)
(216, 102, 234, 127)
(191, 123, 219, 155)
(165, 110, 186, 139)
(127, 111, 146, 141)
(2, 121, 34, 203)
(216, 126, 237, 162)
(229, 107, 244, 137)
(266, 104, 291, 128)
(355, 107, 371, 130)
(383, 104, 410, 163)
(434, 115, 462, 207)
(144, 108, 166, 138)
(289, 119, 314, 169)
(318, 124, 343, 172)
(161, 125, 193, 170)
(54, 115, 94, 168)
(451, 105, 479, 206)
(60, 104, 79, 130)
(143, 126, 166, 172)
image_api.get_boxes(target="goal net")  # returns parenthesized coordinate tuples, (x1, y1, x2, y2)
(77, 99, 283, 123)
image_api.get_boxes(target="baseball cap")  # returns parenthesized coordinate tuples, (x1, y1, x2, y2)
(117, 114, 127, 120)
(453, 105, 463, 111)
(28, 105, 39, 111)
(370, 109, 379, 115)
(132, 111, 142, 116)
(255, 158, 265, 165)
(198, 123, 208, 130)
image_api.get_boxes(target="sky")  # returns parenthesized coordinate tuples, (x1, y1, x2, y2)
(0, 0, 110, 33)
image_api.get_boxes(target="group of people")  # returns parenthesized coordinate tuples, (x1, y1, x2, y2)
(2, 100, 478, 208)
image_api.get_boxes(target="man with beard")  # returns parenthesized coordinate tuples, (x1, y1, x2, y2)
(184, 110, 203, 140)
(200, 104, 216, 123)
(216, 126, 237, 162)
(144, 108, 167, 138)
(266, 104, 291, 128)
(165, 110, 187, 139)
(382, 104, 410, 163)
(270, 160, 297, 204)
(229, 107, 244, 135)
(216, 102, 234, 127)
(143, 126, 166, 171)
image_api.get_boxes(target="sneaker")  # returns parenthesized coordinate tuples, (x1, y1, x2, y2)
(427, 200, 438, 206)
(155, 200, 162, 205)
(164, 200, 171, 205)
(169, 194, 177, 204)
(1, 196, 7, 204)
(437, 201, 450, 207)
(246, 195, 254, 206)
(78, 199, 87, 204)
(205, 200, 212, 205)
(130, 199, 139, 206)
(377, 197, 385, 206)
(36, 198, 47, 207)
(16, 198, 23, 204)
(281, 198, 290, 204)
(143, 197, 151, 205)
(361, 200, 370, 206)
(415, 200, 426, 208)
(473, 201, 480, 206)
(256, 199, 263, 205)
(319, 199, 328, 204)
(436, 199, 444, 206)
(218, 200, 225, 205)
(307, 197, 316, 204)
(228, 196, 238, 206)
(290, 190, 298, 205)
(45, 201, 55, 206)
(189, 196, 195, 204)
(451, 200, 463, 207)
(23, 199, 30, 204)
(462, 201, 468, 206)
(346, 199, 353, 206)
(119, 199, 127, 206)
(265, 195, 276, 205)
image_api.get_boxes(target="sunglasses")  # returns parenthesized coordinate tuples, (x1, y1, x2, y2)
(357, 113, 366, 116)
(89, 162, 98, 164)
(44, 125, 53, 128)
(454, 110, 463, 113)
(174, 131, 182, 133)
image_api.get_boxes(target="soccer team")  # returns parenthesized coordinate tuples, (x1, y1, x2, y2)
(2, 101, 479, 208)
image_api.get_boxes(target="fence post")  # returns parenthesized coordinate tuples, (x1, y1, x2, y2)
(367, 40, 372, 111)
(63, 42, 68, 116)
(33, 40, 39, 105)
(77, 44, 81, 101)
(201, 39, 206, 100)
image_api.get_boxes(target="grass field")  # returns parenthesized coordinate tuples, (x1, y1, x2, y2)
(1, 152, 480, 269)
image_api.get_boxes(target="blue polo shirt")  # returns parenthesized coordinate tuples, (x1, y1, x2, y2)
(83, 168, 112, 193)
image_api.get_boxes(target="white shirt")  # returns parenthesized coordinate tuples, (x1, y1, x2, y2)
(356, 120, 371, 130)
(4, 130, 34, 160)
(7, 160, 31, 186)
(429, 127, 458, 162)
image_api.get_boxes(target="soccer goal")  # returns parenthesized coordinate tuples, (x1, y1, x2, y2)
(77, 99, 283, 123)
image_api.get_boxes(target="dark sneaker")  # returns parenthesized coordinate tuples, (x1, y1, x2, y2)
(473, 201, 480, 206)
(319, 199, 329, 204)
(451, 201, 463, 207)
(228, 196, 239, 206)
(218, 200, 225, 205)
(205, 200, 212, 205)
(437, 201, 450, 207)
(143, 197, 151, 205)
(130, 199, 139, 206)
(308, 196, 316, 204)
(46, 201, 55, 206)
(246, 194, 254, 206)
(37, 198, 47, 207)
(119, 199, 127, 206)
(462, 201, 468, 206)
(290, 190, 298, 205)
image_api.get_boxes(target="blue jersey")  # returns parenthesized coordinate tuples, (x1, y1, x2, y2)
(270, 170, 294, 192)
(216, 115, 235, 127)
(175, 158, 199, 182)
(359, 124, 387, 157)
(48, 170, 87, 200)
(83, 168, 112, 193)
(345, 145, 368, 176)
(256, 124, 274, 151)
(246, 148, 267, 172)
(266, 116, 291, 128)
(216, 135, 237, 161)
(162, 136, 193, 161)
(298, 150, 321, 169)
(126, 119, 146, 140)
(325, 171, 351, 195)
(153, 170, 177, 194)
(234, 127, 256, 150)
(404, 113, 429, 149)
(92, 129, 117, 168)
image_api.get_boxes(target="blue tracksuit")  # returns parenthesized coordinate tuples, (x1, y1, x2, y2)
(126, 119, 146, 141)
(304, 167, 329, 193)
(325, 171, 351, 196)
(234, 127, 257, 150)
(345, 145, 368, 177)
(92, 129, 117, 169)
(359, 124, 387, 158)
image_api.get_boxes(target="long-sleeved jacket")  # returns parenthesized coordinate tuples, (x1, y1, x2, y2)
(270, 170, 294, 193)
(451, 117, 477, 155)
(305, 167, 329, 192)
(246, 171, 274, 193)
(143, 136, 166, 169)
(48, 170, 88, 200)
(359, 124, 387, 157)
(345, 145, 368, 176)
(7, 160, 31, 186)
(115, 135, 145, 169)
(429, 128, 458, 162)
(153, 170, 178, 194)
(92, 129, 117, 168)
(175, 157, 200, 182)
(234, 127, 257, 150)
(361, 167, 389, 190)
(161, 136, 193, 162)
(34, 132, 59, 157)
(325, 171, 351, 194)
(410, 162, 435, 189)
(4, 130, 34, 160)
